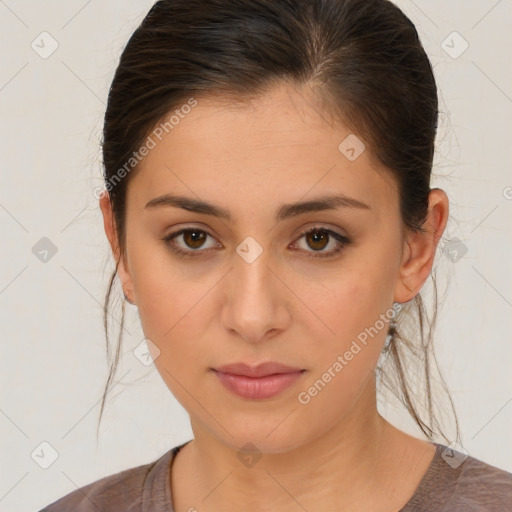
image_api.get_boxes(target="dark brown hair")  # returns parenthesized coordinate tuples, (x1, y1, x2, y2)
(98, 0, 459, 444)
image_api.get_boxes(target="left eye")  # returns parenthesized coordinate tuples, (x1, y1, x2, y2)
(291, 227, 351, 258)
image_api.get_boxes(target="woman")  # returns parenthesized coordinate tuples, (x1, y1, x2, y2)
(40, 0, 512, 510)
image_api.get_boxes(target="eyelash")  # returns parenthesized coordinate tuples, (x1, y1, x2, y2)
(162, 225, 352, 259)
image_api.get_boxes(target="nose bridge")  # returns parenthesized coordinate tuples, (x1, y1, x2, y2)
(221, 238, 289, 343)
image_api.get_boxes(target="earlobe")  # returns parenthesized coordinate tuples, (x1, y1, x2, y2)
(394, 188, 449, 303)
(99, 193, 136, 305)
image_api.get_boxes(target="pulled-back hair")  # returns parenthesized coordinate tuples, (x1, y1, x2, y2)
(99, 0, 459, 444)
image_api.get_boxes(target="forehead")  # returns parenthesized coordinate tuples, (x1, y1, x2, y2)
(127, 83, 399, 219)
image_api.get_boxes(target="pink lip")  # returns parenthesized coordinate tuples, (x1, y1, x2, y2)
(212, 362, 305, 400)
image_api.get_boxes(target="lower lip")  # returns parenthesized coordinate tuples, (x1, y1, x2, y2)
(213, 370, 304, 400)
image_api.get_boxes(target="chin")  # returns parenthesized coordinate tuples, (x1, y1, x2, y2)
(205, 414, 316, 457)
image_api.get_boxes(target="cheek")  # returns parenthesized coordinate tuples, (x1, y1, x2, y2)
(302, 261, 395, 347)
(133, 262, 216, 408)
(293, 255, 396, 395)
(127, 243, 217, 361)
(291, 277, 392, 436)
(136, 276, 213, 352)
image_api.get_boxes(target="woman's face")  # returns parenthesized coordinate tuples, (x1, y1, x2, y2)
(105, 82, 416, 453)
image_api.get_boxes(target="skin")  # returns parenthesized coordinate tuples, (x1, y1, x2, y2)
(100, 81, 449, 512)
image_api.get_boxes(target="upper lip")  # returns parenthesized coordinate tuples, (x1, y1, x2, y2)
(213, 362, 304, 377)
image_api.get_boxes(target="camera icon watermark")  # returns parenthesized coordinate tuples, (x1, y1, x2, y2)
(441, 31, 469, 60)
(32, 237, 58, 263)
(133, 338, 160, 366)
(442, 238, 468, 263)
(338, 134, 366, 162)
(236, 236, 263, 264)
(31, 441, 59, 469)
(31, 31, 59, 59)
(237, 442, 262, 468)
(441, 442, 468, 469)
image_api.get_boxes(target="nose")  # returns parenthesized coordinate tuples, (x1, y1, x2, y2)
(221, 246, 291, 344)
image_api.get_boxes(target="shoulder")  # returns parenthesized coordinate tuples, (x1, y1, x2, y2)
(451, 449, 512, 510)
(38, 447, 176, 512)
(404, 443, 512, 512)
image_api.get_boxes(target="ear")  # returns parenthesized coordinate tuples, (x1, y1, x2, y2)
(394, 188, 449, 303)
(99, 193, 136, 304)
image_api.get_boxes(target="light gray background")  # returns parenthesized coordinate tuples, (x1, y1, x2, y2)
(0, 1, 511, 511)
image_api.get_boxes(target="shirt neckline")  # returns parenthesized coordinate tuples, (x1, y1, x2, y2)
(146, 440, 454, 512)
(142, 441, 191, 512)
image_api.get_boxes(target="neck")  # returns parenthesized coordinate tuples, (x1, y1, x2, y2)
(172, 377, 422, 512)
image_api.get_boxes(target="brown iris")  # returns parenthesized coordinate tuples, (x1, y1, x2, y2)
(306, 229, 329, 251)
(183, 229, 207, 249)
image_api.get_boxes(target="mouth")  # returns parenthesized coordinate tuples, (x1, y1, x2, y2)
(211, 362, 306, 400)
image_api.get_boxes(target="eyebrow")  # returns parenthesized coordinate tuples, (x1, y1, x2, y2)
(145, 193, 370, 221)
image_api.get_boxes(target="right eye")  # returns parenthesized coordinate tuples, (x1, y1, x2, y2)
(163, 227, 222, 257)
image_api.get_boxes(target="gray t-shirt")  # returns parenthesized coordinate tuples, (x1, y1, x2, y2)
(39, 441, 512, 511)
